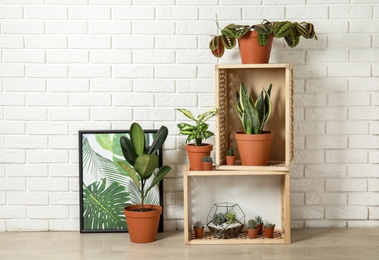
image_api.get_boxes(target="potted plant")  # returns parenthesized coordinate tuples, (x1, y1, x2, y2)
(210, 19, 317, 64)
(176, 108, 218, 170)
(118, 122, 171, 243)
(202, 156, 213, 171)
(247, 219, 258, 239)
(193, 221, 205, 239)
(264, 223, 276, 238)
(235, 82, 273, 166)
(254, 215, 264, 236)
(225, 148, 236, 166)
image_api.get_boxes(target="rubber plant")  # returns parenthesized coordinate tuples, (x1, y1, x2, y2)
(118, 122, 171, 210)
(210, 19, 318, 58)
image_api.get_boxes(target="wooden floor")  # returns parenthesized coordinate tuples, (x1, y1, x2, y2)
(0, 229, 378, 260)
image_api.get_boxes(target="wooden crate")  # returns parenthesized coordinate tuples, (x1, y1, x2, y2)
(215, 64, 294, 171)
(183, 165, 291, 245)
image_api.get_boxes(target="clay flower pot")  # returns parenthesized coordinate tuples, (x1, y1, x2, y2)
(202, 161, 213, 171)
(256, 223, 264, 235)
(186, 143, 213, 171)
(237, 31, 274, 64)
(225, 155, 236, 165)
(193, 227, 204, 239)
(247, 228, 258, 239)
(264, 225, 276, 239)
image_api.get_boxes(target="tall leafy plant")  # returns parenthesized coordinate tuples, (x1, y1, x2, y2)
(118, 123, 171, 210)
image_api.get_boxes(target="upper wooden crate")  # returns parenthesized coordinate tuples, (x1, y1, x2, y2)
(215, 64, 294, 171)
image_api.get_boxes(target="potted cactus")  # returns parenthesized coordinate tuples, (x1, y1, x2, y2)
(254, 215, 264, 236)
(210, 19, 317, 64)
(202, 156, 213, 171)
(264, 223, 276, 238)
(193, 221, 205, 239)
(176, 108, 217, 170)
(235, 82, 273, 166)
(247, 219, 258, 239)
(225, 148, 236, 166)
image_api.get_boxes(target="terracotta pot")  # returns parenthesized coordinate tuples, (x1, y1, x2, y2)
(186, 143, 213, 171)
(193, 227, 204, 239)
(225, 155, 236, 165)
(264, 225, 275, 239)
(256, 223, 264, 235)
(247, 228, 258, 239)
(202, 161, 213, 171)
(124, 204, 162, 243)
(234, 131, 273, 166)
(237, 31, 274, 64)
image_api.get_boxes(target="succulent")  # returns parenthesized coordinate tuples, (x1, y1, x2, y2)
(248, 219, 257, 229)
(264, 223, 275, 228)
(193, 221, 204, 228)
(224, 211, 237, 224)
(176, 108, 218, 146)
(210, 19, 318, 58)
(212, 212, 226, 225)
(236, 82, 272, 135)
(254, 215, 263, 225)
(226, 148, 234, 156)
(202, 156, 213, 162)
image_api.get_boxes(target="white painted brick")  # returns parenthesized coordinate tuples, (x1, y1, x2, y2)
(0, 65, 24, 78)
(89, 21, 131, 35)
(49, 220, 79, 231)
(69, 178, 79, 192)
(6, 220, 48, 232)
(311, 20, 348, 34)
(25, 36, 67, 49)
(294, 64, 327, 78)
(287, 5, 328, 19)
(305, 164, 346, 178)
(8, 192, 48, 205)
(291, 206, 324, 220)
(351, 19, 379, 33)
(326, 150, 367, 163)
(326, 179, 367, 192)
(69, 65, 111, 78)
(176, 79, 213, 93)
(328, 34, 371, 48)
(70, 206, 79, 219)
(0, 150, 25, 163)
(368, 179, 379, 192)
(68, 6, 110, 20)
(91, 108, 132, 121)
(165, 204, 184, 219)
(291, 193, 304, 205)
(327, 122, 369, 135)
(156, 93, 196, 107)
(47, 50, 88, 63)
(178, 0, 216, 5)
(134, 108, 175, 121)
(0, 6, 23, 19)
(305, 220, 347, 228)
(294, 93, 326, 107)
(2, 0, 44, 3)
(26, 65, 67, 78)
(27, 150, 68, 163)
(328, 64, 371, 77)
(373, 93, 379, 106)
(49, 108, 89, 121)
(374, 33, 379, 47)
(163, 178, 183, 192)
(28, 178, 68, 191)
(0, 35, 24, 48)
(0, 122, 25, 135)
(305, 107, 347, 121)
(243, 6, 284, 20)
(156, 65, 197, 78)
(306, 78, 347, 93)
(350, 107, 379, 120)
(348, 220, 379, 228)
(295, 150, 324, 164)
(306, 192, 347, 205)
(4, 79, 46, 92)
(371, 122, 379, 134)
(326, 206, 367, 219)
(158, 7, 198, 20)
(177, 21, 214, 35)
(306, 136, 347, 149)
(0, 178, 25, 190)
(331, 5, 372, 19)
(69, 36, 110, 49)
(0, 93, 25, 106)
(369, 207, 379, 219)
(291, 178, 324, 192)
(7, 164, 48, 177)
(28, 206, 69, 219)
(369, 151, 379, 163)
(350, 135, 379, 149)
(6, 136, 48, 149)
(134, 79, 175, 93)
(70, 93, 111, 107)
(90, 50, 131, 64)
(49, 164, 78, 177)
(113, 65, 153, 78)
(28, 93, 68, 107)
(294, 122, 324, 136)
(290, 164, 304, 178)
(328, 93, 370, 106)
(50, 192, 78, 205)
(0, 206, 26, 219)
(91, 79, 132, 92)
(113, 36, 154, 49)
(199, 94, 215, 107)
(350, 49, 379, 62)
(134, 22, 175, 35)
(348, 164, 379, 178)
(156, 36, 197, 50)
(47, 0, 88, 4)
(112, 93, 154, 107)
(2, 21, 44, 34)
(48, 79, 89, 92)
(350, 192, 379, 206)
(272, 50, 306, 64)
(46, 21, 88, 34)
(307, 49, 348, 63)
(176, 50, 215, 64)
(134, 51, 175, 64)
(25, 6, 67, 19)
(295, 136, 305, 149)
(69, 122, 111, 134)
(113, 7, 154, 20)
(50, 136, 77, 149)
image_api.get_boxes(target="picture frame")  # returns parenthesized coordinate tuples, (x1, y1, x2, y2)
(79, 130, 164, 233)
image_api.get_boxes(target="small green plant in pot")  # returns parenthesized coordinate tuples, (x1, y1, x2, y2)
(225, 148, 236, 166)
(193, 221, 205, 239)
(254, 215, 264, 236)
(234, 82, 274, 166)
(176, 108, 217, 170)
(247, 219, 258, 239)
(264, 223, 276, 238)
(118, 122, 171, 243)
(201, 156, 213, 171)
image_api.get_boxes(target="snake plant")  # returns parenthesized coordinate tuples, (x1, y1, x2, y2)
(210, 19, 318, 58)
(236, 82, 272, 135)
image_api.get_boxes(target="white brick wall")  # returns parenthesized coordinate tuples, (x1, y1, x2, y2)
(0, 1, 378, 232)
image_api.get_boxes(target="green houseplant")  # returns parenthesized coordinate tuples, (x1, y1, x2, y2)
(118, 122, 171, 243)
(234, 82, 274, 166)
(210, 19, 317, 63)
(264, 223, 276, 238)
(255, 215, 264, 235)
(176, 108, 217, 170)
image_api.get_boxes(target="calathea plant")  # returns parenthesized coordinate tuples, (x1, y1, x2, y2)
(118, 122, 171, 210)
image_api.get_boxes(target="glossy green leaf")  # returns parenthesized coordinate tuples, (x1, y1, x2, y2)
(130, 123, 145, 156)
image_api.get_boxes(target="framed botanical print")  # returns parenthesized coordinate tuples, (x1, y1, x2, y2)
(79, 130, 164, 233)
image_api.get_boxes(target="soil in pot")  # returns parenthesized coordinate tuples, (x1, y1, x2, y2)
(186, 143, 213, 171)
(237, 30, 274, 64)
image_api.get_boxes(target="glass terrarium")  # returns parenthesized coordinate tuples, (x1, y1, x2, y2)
(206, 202, 245, 239)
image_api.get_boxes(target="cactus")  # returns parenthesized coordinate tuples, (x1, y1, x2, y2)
(264, 223, 275, 228)
(226, 148, 234, 156)
(212, 212, 226, 225)
(193, 221, 204, 228)
(254, 215, 263, 225)
(236, 82, 272, 135)
(202, 156, 213, 162)
(248, 219, 257, 229)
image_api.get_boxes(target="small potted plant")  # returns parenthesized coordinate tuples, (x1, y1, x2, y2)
(264, 223, 276, 238)
(225, 148, 236, 165)
(202, 156, 213, 171)
(176, 108, 217, 170)
(235, 82, 273, 166)
(193, 221, 205, 239)
(247, 219, 258, 239)
(210, 19, 317, 64)
(254, 215, 264, 236)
